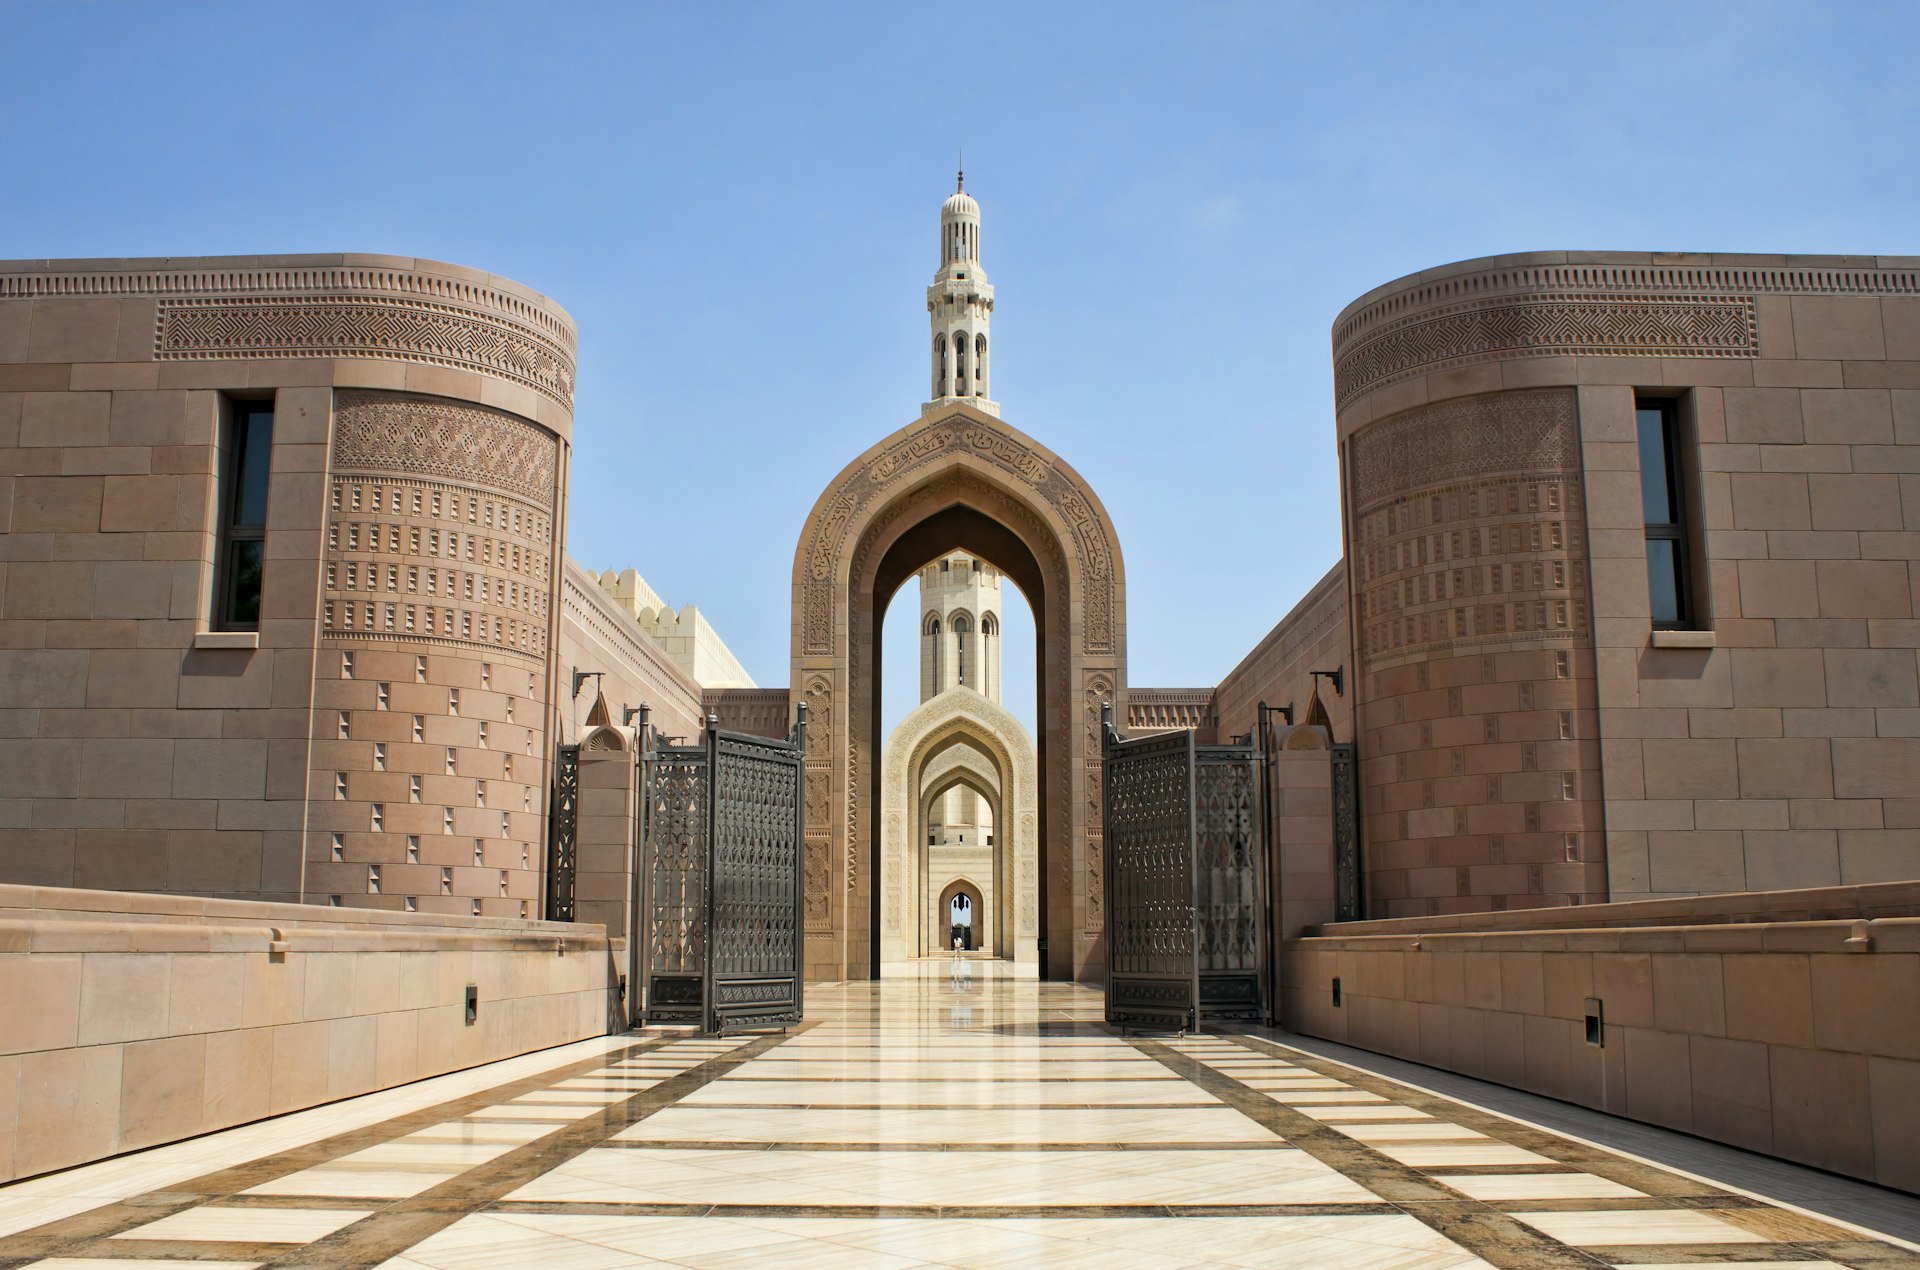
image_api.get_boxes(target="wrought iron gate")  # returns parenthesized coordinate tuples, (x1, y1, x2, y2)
(638, 725, 708, 1023)
(635, 708, 807, 1034)
(1194, 742, 1265, 1022)
(1101, 704, 1269, 1030)
(704, 716, 806, 1033)
(1330, 741, 1363, 921)
(546, 743, 579, 922)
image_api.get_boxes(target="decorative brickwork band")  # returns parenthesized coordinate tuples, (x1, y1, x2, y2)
(1349, 388, 1587, 669)
(323, 391, 559, 662)
(1331, 256, 1920, 408)
(160, 296, 575, 408)
(1335, 294, 1754, 407)
(332, 390, 559, 507)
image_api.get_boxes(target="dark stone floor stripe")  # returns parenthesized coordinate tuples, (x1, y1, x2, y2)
(1130, 1037, 1612, 1269)
(1220, 1032, 1728, 1200)
(1201, 1035, 1920, 1268)
(490, 1199, 1406, 1219)
(660, 1101, 1222, 1110)
(595, 1138, 1293, 1152)
(250, 1025, 808, 1268)
(0, 1035, 686, 1269)
(90, 1237, 304, 1260)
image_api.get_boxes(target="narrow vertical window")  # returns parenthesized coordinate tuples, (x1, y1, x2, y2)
(214, 400, 274, 629)
(1637, 397, 1692, 628)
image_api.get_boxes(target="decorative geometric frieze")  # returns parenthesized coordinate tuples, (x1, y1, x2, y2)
(1335, 293, 1754, 406)
(802, 416, 1117, 656)
(1349, 388, 1578, 513)
(331, 390, 558, 507)
(1349, 389, 1587, 669)
(157, 296, 575, 407)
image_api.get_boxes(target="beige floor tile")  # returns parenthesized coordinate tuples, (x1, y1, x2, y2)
(112, 1205, 373, 1243)
(243, 1165, 464, 1198)
(1337, 1122, 1489, 1141)
(1441, 1173, 1644, 1200)
(1373, 1143, 1558, 1167)
(1509, 1208, 1771, 1245)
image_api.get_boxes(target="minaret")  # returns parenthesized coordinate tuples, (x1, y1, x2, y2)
(918, 554, 1003, 846)
(924, 167, 999, 417)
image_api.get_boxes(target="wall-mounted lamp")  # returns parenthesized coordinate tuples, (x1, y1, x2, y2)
(1311, 667, 1344, 698)
(1258, 700, 1294, 729)
(622, 706, 644, 727)
(571, 669, 603, 699)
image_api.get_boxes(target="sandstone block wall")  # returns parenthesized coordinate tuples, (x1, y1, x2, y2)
(1212, 562, 1354, 746)
(1331, 253, 1920, 916)
(1281, 882, 1920, 1194)
(0, 255, 576, 915)
(560, 557, 706, 744)
(0, 883, 612, 1183)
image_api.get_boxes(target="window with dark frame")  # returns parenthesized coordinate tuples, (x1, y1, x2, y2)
(1636, 397, 1691, 628)
(214, 400, 275, 630)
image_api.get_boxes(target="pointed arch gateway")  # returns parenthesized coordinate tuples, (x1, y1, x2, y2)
(791, 402, 1126, 983)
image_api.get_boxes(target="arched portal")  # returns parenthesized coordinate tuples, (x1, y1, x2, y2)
(940, 878, 983, 950)
(792, 402, 1126, 983)
(882, 692, 1035, 970)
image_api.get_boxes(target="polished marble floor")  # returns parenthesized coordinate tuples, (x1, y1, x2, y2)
(2, 962, 1917, 1268)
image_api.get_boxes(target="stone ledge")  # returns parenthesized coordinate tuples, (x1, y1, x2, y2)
(1650, 629, 1717, 649)
(192, 630, 259, 651)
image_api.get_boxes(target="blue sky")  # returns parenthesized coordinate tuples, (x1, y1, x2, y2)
(5, 2, 1915, 734)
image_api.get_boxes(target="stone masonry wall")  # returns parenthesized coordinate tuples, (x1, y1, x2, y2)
(0, 883, 611, 1183)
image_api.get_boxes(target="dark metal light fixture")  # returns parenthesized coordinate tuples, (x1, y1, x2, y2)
(1311, 667, 1344, 697)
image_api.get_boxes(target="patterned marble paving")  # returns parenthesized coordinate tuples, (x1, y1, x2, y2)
(0, 964, 1915, 1269)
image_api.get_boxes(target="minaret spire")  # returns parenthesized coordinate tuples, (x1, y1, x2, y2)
(924, 171, 998, 417)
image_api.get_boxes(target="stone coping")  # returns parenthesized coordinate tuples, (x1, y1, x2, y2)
(1285, 915, 1920, 955)
(1332, 248, 1920, 339)
(1309, 881, 1920, 939)
(0, 881, 594, 939)
(0, 916, 610, 955)
(0, 252, 576, 344)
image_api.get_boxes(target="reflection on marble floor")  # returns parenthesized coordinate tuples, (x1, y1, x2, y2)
(0, 965, 1915, 1269)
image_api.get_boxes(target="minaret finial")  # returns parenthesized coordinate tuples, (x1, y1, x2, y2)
(957, 151, 964, 193)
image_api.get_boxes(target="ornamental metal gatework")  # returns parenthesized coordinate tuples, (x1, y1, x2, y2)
(545, 743, 579, 922)
(638, 727, 708, 1023)
(1330, 742, 1363, 922)
(704, 712, 807, 1034)
(634, 708, 807, 1034)
(1194, 741, 1265, 1022)
(1102, 704, 1269, 1031)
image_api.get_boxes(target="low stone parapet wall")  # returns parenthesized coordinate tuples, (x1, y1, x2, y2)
(0, 884, 615, 1182)
(1280, 884, 1920, 1193)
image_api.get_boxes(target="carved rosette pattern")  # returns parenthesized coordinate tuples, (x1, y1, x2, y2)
(801, 676, 833, 930)
(1082, 672, 1113, 934)
(802, 418, 1117, 656)
(159, 296, 575, 407)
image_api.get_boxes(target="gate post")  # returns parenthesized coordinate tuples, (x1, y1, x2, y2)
(574, 729, 640, 1027)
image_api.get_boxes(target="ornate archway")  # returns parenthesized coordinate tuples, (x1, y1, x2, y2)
(938, 878, 984, 951)
(792, 402, 1126, 982)
(882, 689, 1035, 970)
